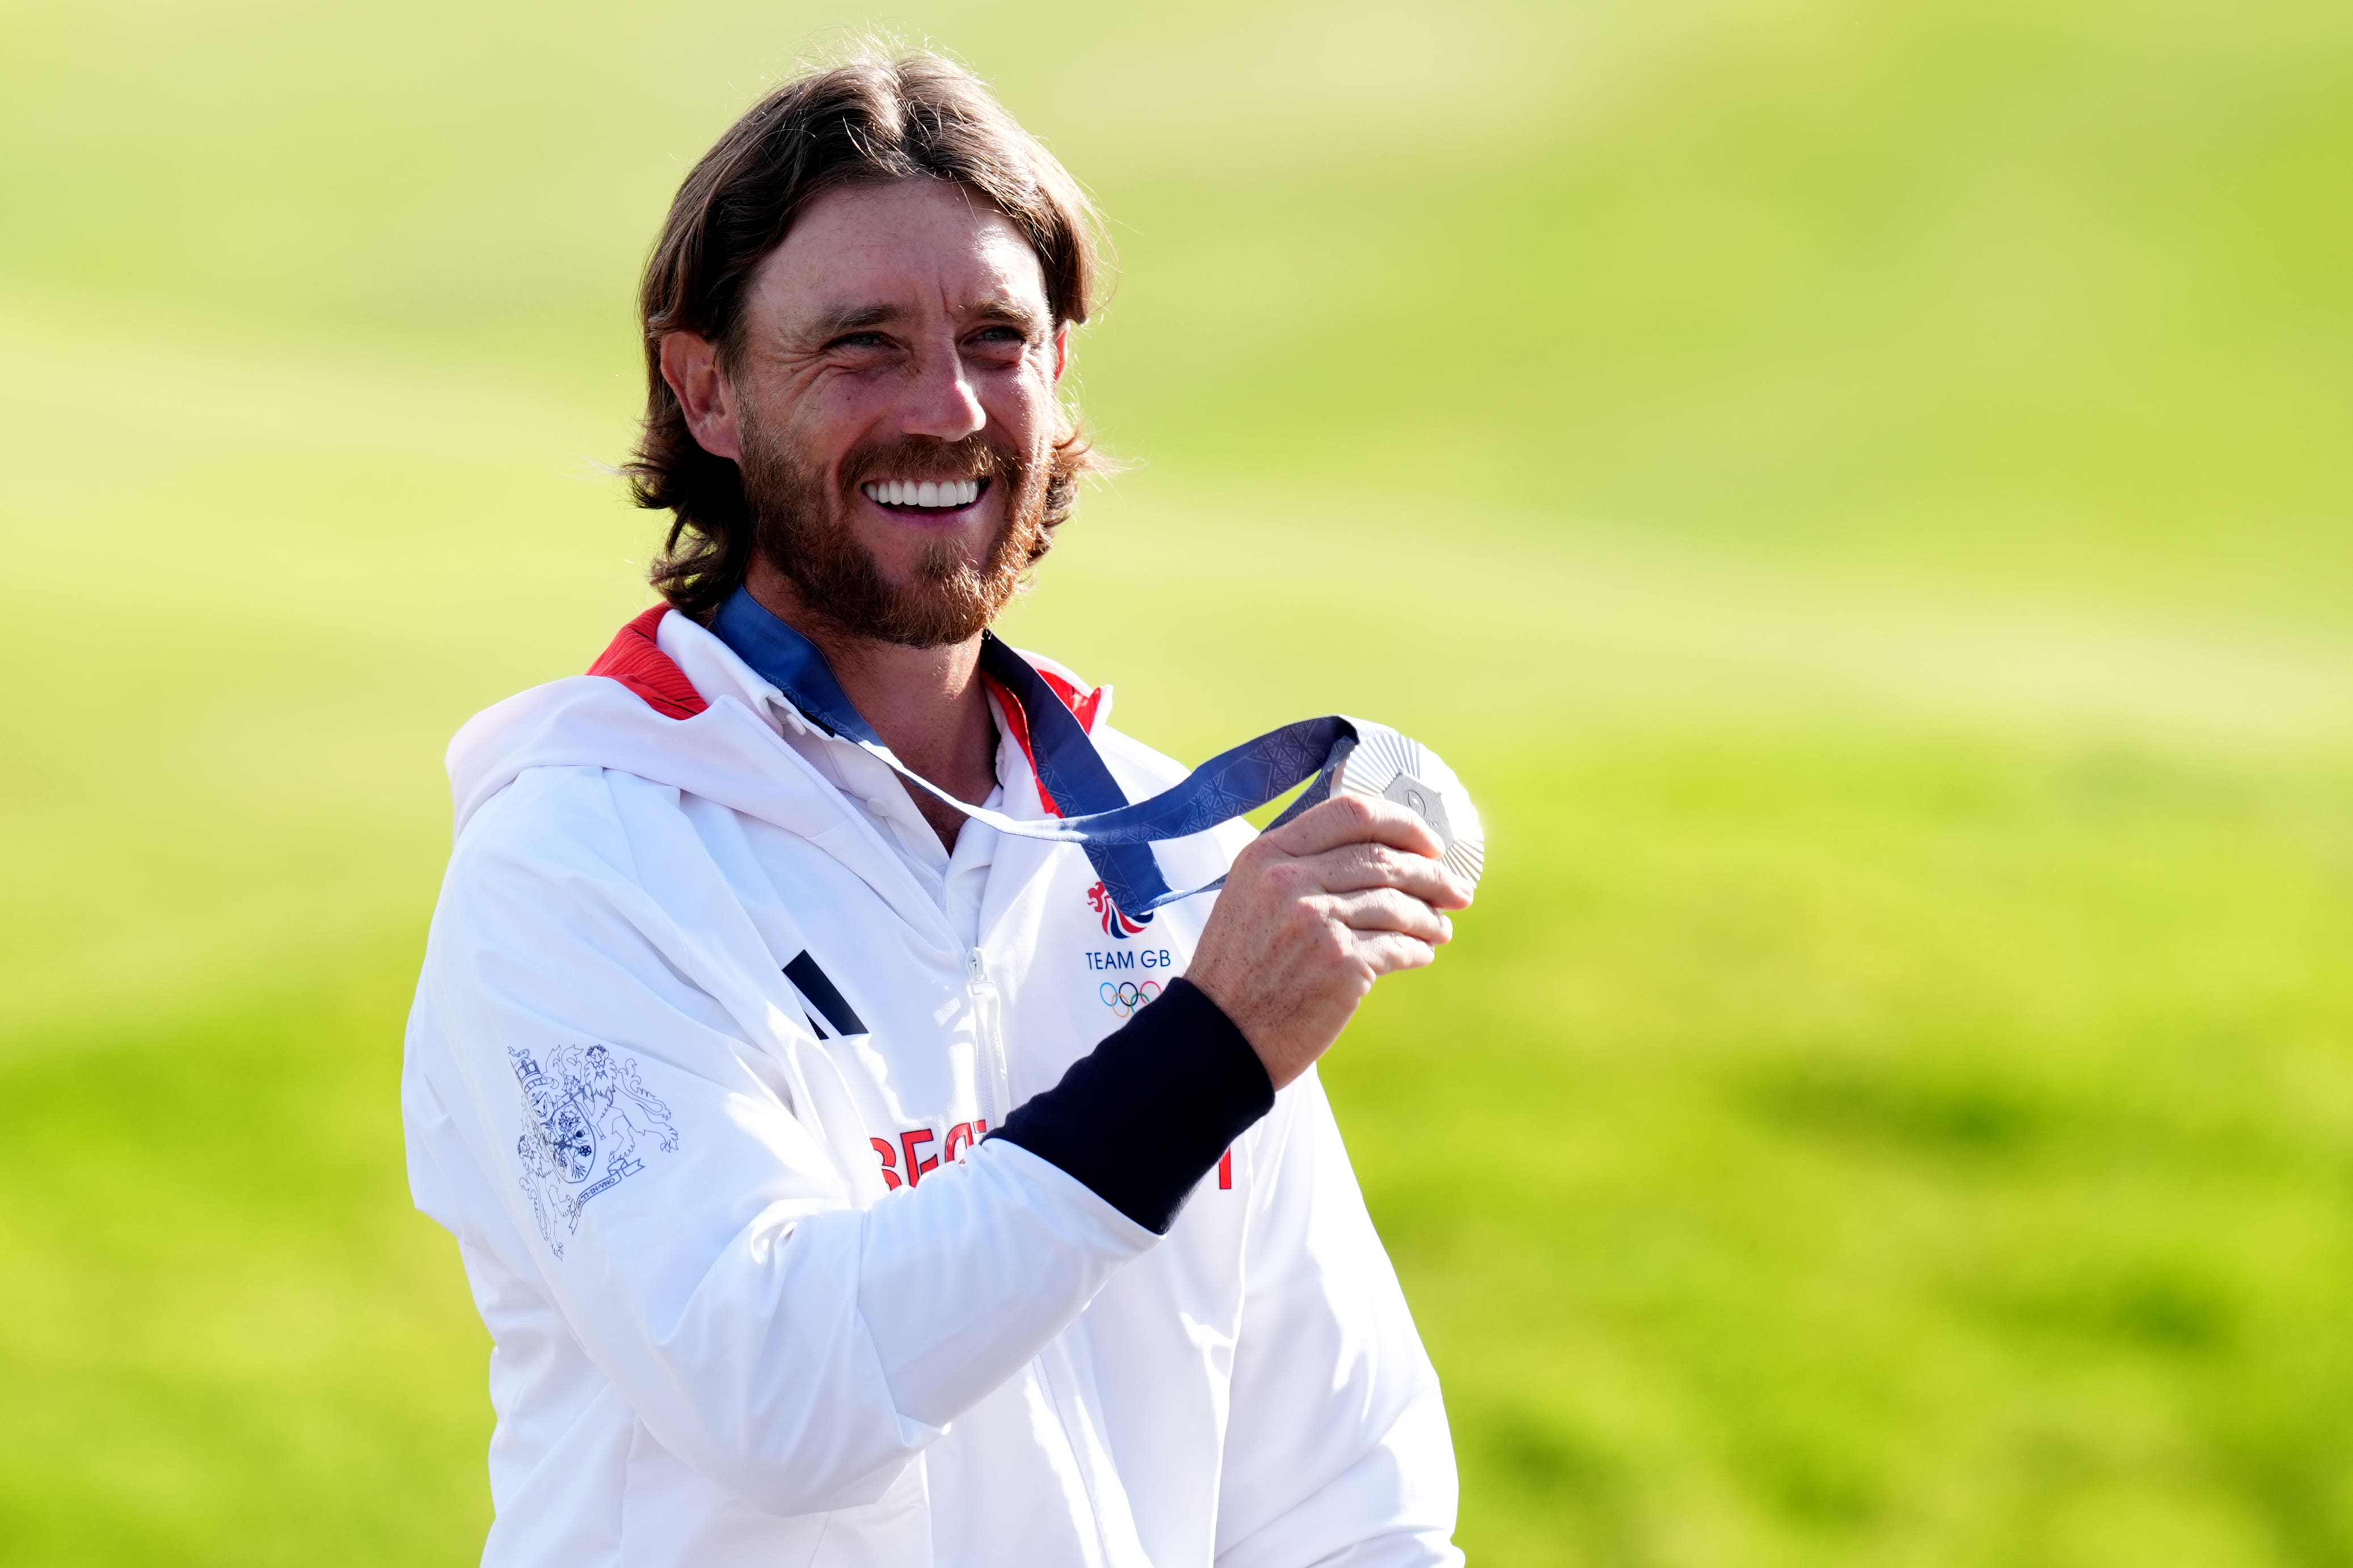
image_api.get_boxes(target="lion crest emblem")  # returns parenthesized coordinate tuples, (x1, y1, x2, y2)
(508, 1043, 679, 1257)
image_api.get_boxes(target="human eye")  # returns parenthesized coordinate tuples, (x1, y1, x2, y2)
(965, 323, 1033, 361)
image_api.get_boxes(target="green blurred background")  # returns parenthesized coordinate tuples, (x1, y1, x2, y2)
(4, 1, 2351, 1562)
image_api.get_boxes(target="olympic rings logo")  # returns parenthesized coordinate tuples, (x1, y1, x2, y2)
(1099, 979, 1162, 1018)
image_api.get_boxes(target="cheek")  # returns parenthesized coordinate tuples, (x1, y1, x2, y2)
(990, 366, 1061, 449)
(760, 382, 877, 478)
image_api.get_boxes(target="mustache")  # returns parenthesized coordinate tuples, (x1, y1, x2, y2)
(840, 434, 1019, 489)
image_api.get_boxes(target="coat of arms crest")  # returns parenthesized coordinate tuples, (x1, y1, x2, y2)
(508, 1043, 679, 1256)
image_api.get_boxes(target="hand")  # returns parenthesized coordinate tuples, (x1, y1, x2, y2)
(1184, 793, 1474, 1091)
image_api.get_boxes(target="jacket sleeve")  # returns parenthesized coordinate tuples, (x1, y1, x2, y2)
(404, 767, 1158, 1517)
(1212, 1071, 1465, 1568)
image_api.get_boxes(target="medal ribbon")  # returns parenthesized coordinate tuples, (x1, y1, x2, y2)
(712, 586, 1357, 918)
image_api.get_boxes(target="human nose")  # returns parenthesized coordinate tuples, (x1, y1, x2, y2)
(896, 336, 987, 441)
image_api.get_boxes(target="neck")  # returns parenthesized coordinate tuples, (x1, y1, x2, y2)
(743, 560, 998, 848)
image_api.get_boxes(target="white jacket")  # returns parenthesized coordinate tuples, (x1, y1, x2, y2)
(402, 606, 1463, 1567)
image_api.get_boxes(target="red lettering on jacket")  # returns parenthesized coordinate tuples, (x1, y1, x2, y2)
(900, 1128, 940, 1187)
(871, 1136, 901, 1191)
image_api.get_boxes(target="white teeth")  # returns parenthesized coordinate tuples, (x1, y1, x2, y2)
(867, 477, 982, 507)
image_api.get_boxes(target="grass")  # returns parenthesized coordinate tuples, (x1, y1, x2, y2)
(3, 0, 2351, 1562)
(0, 961, 490, 1563)
(1352, 734, 2353, 1564)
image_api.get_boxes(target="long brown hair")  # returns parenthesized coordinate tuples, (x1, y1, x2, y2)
(626, 51, 1105, 620)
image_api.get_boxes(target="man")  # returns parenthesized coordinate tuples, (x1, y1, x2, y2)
(403, 50, 1471, 1567)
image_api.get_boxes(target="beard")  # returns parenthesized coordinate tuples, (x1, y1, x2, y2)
(736, 411, 1058, 649)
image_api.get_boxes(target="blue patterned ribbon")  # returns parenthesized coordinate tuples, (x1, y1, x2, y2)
(712, 586, 1356, 917)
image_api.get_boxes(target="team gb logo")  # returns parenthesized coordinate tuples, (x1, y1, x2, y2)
(1086, 880, 1152, 939)
(508, 1043, 679, 1257)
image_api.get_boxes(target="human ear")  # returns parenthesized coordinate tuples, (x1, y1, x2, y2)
(1051, 323, 1070, 384)
(659, 331, 743, 462)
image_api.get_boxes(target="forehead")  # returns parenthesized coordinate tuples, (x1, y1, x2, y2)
(748, 178, 1048, 327)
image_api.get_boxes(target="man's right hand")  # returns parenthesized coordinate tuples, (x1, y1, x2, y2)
(1184, 793, 1474, 1091)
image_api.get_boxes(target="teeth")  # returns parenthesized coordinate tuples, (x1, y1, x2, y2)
(865, 478, 983, 508)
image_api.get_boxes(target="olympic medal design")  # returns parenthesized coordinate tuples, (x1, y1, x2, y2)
(1334, 722, 1486, 893)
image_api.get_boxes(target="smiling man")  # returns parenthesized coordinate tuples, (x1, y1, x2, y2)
(403, 52, 1469, 1568)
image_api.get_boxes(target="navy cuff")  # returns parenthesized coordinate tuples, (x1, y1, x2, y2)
(986, 977, 1274, 1233)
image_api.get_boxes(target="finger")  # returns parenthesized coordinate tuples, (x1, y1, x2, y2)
(1351, 929, 1439, 977)
(1306, 841, 1472, 908)
(1262, 793, 1445, 863)
(1325, 888, 1453, 944)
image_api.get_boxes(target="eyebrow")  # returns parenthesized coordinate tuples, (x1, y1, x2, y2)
(803, 294, 1047, 343)
(806, 302, 899, 340)
(967, 295, 1047, 332)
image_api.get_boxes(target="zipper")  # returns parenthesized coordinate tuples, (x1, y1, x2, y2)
(968, 947, 1011, 1123)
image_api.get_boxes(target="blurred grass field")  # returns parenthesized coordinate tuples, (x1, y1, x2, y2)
(4, 1, 2352, 1562)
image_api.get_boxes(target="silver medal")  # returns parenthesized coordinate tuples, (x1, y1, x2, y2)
(1334, 722, 1486, 892)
